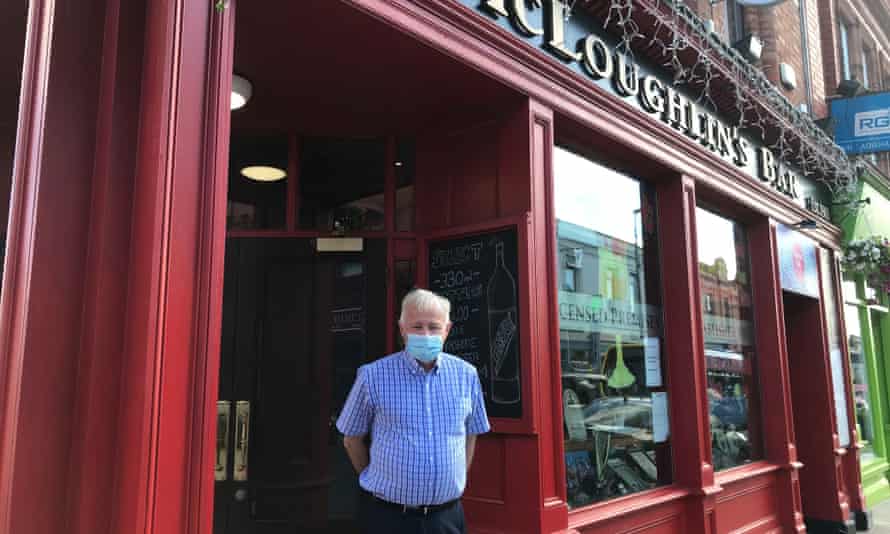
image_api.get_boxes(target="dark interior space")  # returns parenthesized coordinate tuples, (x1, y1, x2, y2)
(0, 1, 28, 288)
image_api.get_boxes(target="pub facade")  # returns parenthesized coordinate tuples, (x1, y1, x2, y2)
(0, 1, 868, 533)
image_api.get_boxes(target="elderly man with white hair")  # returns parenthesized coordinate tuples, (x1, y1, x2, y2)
(336, 288, 490, 534)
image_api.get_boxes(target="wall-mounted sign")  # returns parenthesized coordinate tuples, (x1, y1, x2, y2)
(776, 224, 820, 297)
(429, 227, 523, 419)
(829, 91, 890, 155)
(465, 0, 830, 213)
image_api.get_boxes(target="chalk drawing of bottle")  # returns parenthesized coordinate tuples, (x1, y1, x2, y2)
(607, 334, 636, 390)
(488, 241, 520, 404)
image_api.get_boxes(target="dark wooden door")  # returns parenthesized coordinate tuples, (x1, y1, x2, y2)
(214, 238, 386, 534)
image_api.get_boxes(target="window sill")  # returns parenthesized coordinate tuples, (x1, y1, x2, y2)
(714, 460, 783, 486)
(567, 485, 689, 529)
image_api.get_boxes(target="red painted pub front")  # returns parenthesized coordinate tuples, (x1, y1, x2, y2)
(0, 1, 866, 533)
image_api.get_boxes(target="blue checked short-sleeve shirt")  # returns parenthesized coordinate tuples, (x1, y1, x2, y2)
(336, 351, 490, 506)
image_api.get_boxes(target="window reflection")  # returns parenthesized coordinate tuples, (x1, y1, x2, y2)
(299, 138, 386, 232)
(695, 208, 761, 470)
(844, 303, 874, 462)
(555, 147, 668, 508)
(395, 139, 415, 232)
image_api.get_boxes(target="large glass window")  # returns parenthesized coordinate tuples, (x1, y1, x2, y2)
(555, 147, 668, 508)
(696, 207, 761, 470)
(844, 297, 875, 461)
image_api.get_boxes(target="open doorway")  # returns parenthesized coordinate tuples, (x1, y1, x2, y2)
(212, 1, 521, 532)
(783, 291, 848, 530)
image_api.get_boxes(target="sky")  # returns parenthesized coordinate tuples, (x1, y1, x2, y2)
(554, 146, 738, 280)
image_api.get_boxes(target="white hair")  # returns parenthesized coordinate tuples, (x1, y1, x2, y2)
(399, 289, 451, 323)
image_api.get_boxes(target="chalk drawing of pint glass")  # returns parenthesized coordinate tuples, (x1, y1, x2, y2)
(854, 108, 890, 137)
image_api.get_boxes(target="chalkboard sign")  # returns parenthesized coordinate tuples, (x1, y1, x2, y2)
(429, 227, 522, 419)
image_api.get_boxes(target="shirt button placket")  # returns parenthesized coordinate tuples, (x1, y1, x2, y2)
(424, 374, 435, 503)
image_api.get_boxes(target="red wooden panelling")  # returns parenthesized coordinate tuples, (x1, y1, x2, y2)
(656, 176, 720, 534)
(448, 121, 500, 226)
(828, 252, 866, 514)
(465, 435, 507, 503)
(0, 1, 106, 533)
(715, 472, 780, 533)
(67, 1, 145, 533)
(572, 493, 687, 534)
(748, 220, 805, 531)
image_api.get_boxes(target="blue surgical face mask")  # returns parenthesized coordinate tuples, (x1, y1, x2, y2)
(405, 334, 443, 363)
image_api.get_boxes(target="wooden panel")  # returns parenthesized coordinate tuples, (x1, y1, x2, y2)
(572, 495, 686, 534)
(465, 435, 506, 503)
(448, 121, 499, 227)
(0, 1, 106, 534)
(715, 475, 780, 533)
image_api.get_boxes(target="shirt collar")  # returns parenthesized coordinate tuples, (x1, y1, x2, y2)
(400, 350, 442, 375)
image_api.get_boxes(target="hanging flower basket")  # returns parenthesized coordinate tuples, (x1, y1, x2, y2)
(842, 236, 890, 296)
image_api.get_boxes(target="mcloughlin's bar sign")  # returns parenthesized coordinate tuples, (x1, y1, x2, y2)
(468, 0, 823, 206)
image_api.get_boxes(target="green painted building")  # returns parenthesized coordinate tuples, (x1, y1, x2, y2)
(835, 170, 890, 507)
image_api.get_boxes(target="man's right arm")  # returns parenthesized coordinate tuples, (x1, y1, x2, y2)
(343, 434, 370, 474)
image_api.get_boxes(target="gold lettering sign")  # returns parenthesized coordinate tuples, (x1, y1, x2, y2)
(479, 0, 811, 206)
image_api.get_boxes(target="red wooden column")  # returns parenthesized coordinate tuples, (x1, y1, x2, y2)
(0, 1, 119, 533)
(656, 176, 720, 533)
(108, 1, 233, 534)
(526, 99, 572, 533)
(748, 220, 805, 532)
(829, 252, 867, 518)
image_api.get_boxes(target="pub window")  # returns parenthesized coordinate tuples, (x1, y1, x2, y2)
(696, 207, 762, 470)
(554, 146, 669, 508)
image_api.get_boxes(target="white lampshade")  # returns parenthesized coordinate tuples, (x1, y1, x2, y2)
(240, 166, 286, 182)
(231, 74, 252, 110)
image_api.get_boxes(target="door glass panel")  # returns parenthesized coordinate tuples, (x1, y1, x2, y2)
(227, 136, 288, 230)
(554, 146, 669, 508)
(299, 137, 386, 232)
(695, 208, 762, 470)
(393, 259, 417, 350)
(395, 138, 415, 232)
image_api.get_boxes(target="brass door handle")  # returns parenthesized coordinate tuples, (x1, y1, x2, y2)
(234, 400, 251, 481)
(215, 401, 231, 481)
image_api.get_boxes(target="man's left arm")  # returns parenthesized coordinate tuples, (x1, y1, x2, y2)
(465, 433, 478, 472)
(465, 368, 491, 472)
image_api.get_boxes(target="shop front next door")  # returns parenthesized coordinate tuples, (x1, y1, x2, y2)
(214, 238, 386, 534)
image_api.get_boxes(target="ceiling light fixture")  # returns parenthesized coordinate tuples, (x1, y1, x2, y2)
(790, 219, 818, 230)
(240, 166, 286, 182)
(231, 74, 253, 110)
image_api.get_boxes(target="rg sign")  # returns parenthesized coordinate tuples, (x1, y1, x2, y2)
(855, 108, 890, 136)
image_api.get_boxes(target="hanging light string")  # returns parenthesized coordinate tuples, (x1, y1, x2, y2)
(564, 0, 859, 199)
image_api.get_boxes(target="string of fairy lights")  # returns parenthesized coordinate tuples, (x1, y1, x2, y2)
(571, 0, 864, 200)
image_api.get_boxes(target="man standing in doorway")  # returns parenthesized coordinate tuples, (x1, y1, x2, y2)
(337, 289, 490, 534)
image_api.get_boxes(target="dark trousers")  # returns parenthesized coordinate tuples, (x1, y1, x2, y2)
(362, 494, 466, 534)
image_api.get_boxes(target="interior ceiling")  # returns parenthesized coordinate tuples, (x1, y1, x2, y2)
(232, 0, 521, 136)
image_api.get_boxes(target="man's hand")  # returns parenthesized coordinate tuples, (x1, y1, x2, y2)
(343, 434, 370, 474)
